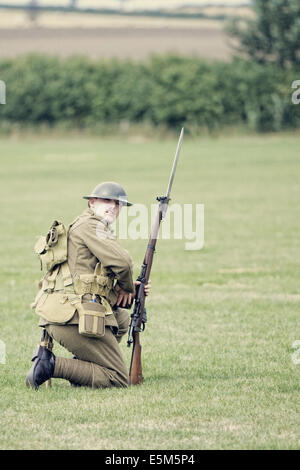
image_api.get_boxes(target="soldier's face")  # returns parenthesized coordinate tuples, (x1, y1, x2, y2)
(90, 198, 121, 224)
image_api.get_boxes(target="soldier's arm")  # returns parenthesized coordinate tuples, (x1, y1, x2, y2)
(80, 220, 135, 293)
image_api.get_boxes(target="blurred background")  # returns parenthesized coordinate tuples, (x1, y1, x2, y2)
(0, 1, 251, 60)
(0, 0, 299, 134)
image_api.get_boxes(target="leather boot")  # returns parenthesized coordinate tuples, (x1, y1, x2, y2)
(26, 345, 55, 390)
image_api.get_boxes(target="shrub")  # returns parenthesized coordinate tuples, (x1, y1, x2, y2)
(0, 54, 299, 132)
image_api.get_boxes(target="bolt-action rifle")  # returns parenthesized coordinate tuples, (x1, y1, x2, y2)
(127, 128, 184, 385)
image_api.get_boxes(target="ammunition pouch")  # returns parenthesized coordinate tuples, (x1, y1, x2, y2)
(73, 263, 114, 301)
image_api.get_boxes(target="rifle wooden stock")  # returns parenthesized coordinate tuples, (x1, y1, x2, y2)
(129, 332, 143, 385)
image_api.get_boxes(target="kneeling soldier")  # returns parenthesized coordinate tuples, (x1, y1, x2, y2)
(26, 182, 150, 389)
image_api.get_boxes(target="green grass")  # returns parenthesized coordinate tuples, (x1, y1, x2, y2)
(0, 131, 299, 449)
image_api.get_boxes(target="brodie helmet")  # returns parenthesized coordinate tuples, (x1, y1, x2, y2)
(83, 181, 133, 206)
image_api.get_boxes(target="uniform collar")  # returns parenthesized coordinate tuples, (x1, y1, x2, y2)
(84, 207, 115, 235)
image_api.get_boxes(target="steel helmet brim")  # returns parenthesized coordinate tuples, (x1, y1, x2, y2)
(83, 195, 132, 206)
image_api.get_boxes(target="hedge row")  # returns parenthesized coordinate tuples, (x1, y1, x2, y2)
(0, 54, 299, 132)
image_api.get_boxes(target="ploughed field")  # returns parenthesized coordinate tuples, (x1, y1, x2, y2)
(0, 132, 299, 449)
(0, 12, 233, 60)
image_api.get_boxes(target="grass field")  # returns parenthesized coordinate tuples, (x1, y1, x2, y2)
(0, 131, 299, 450)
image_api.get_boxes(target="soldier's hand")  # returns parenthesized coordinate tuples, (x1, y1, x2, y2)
(135, 279, 151, 296)
(116, 287, 133, 307)
(116, 280, 151, 307)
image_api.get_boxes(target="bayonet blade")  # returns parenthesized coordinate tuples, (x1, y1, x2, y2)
(166, 127, 184, 199)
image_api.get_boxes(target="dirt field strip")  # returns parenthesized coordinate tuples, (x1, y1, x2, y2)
(0, 22, 232, 60)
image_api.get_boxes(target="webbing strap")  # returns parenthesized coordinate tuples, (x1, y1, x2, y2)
(46, 265, 60, 290)
(92, 315, 99, 335)
(61, 262, 73, 287)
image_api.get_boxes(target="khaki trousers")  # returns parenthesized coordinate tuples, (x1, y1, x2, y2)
(45, 308, 130, 388)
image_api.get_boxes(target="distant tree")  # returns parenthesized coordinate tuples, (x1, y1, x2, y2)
(226, 0, 300, 69)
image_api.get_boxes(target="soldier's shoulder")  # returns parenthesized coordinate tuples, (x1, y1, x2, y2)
(69, 208, 93, 231)
(69, 209, 116, 241)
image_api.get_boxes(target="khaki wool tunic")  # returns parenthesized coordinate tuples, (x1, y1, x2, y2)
(38, 207, 135, 328)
